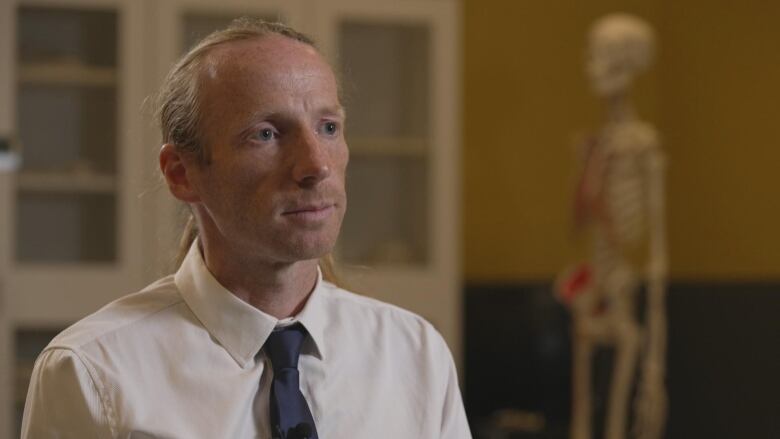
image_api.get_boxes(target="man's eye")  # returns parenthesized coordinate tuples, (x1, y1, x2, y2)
(323, 122, 338, 135)
(256, 128, 274, 141)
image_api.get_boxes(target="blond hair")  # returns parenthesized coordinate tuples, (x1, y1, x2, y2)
(155, 17, 342, 285)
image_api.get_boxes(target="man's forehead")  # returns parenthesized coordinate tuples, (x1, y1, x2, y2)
(195, 34, 343, 125)
(201, 35, 324, 81)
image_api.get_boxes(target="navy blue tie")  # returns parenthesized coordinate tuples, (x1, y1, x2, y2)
(265, 324, 318, 439)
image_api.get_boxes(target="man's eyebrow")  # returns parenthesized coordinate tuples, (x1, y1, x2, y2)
(317, 105, 346, 119)
(245, 105, 346, 122)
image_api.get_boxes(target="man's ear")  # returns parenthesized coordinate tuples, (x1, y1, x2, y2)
(159, 143, 201, 203)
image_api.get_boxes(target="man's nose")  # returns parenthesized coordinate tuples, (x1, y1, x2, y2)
(291, 130, 331, 186)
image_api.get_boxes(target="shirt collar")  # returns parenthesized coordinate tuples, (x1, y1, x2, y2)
(174, 240, 328, 368)
(293, 270, 327, 360)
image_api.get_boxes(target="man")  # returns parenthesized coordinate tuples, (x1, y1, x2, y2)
(21, 19, 471, 439)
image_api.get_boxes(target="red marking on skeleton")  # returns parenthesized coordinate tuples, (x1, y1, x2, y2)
(559, 263, 593, 304)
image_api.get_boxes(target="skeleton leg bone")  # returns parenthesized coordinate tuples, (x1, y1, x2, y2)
(605, 318, 640, 439)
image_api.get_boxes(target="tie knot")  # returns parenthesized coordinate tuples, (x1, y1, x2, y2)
(265, 323, 307, 372)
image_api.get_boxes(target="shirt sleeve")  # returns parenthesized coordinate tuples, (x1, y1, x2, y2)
(21, 347, 114, 439)
(439, 350, 472, 439)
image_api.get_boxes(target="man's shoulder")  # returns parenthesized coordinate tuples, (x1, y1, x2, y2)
(317, 282, 456, 388)
(319, 281, 444, 343)
(47, 275, 185, 352)
(321, 281, 425, 320)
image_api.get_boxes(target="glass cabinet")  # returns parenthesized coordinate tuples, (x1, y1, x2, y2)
(338, 21, 431, 267)
(1, 1, 147, 437)
(154, 3, 461, 356)
(311, 1, 461, 367)
(0, 1, 459, 436)
(16, 7, 119, 263)
(6, 0, 147, 322)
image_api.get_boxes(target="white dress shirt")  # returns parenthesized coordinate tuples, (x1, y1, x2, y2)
(21, 242, 471, 438)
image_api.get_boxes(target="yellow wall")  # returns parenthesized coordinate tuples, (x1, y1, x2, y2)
(463, 0, 780, 282)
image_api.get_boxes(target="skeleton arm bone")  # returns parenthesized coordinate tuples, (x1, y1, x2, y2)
(645, 147, 668, 281)
(634, 146, 668, 439)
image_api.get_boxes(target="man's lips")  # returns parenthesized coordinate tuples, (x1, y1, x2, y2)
(282, 204, 336, 222)
(283, 204, 335, 215)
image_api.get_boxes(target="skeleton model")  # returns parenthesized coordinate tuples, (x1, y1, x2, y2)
(555, 13, 668, 439)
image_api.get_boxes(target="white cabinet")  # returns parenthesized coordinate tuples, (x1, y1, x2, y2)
(148, 0, 461, 363)
(0, 1, 147, 436)
(1, 0, 460, 436)
(0, 0, 17, 434)
(313, 0, 462, 368)
(8, 1, 147, 321)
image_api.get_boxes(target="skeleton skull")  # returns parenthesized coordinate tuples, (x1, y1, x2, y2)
(587, 13, 655, 97)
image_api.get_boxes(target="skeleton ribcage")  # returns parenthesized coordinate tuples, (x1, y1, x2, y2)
(590, 152, 646, 285)
(606, 153, 645, 248)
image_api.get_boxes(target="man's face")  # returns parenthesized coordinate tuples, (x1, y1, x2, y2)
(188, 35, 348, 264)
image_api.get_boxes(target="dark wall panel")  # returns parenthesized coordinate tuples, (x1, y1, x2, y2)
(464, 283, 780, 439)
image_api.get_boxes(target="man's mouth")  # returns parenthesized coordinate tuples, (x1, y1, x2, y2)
(282, 204, 336, 222)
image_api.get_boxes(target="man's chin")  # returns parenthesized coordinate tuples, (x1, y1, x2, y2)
(275, 237, 338, 264)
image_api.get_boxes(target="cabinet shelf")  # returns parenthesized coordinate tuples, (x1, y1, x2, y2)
(17, 170, 117, 193)
(348, 137, 427, 157)
(18, 62, 117, 87)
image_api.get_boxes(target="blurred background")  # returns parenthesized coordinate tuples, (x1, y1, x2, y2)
(0, 0, 778, 438)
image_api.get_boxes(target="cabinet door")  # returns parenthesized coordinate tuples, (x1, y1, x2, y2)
(149, 0, 307, 274)
(8, 0, 146, 325)
(0, 2, 17, 438)
(310, 0, 462, 363)
(5, 0, 147, 435)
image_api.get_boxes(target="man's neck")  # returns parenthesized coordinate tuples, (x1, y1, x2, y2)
(198, 239, 319, 319)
